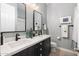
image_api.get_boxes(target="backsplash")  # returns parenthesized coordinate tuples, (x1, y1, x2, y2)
(3, 32, 26, 44)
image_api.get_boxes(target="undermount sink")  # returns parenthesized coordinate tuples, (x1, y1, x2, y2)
(8, 38, 32, 48)
(7, 35, 47, 48)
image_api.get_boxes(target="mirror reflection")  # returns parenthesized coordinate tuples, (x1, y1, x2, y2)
(33, 10, 42, 31)
(0, 3, 26, 32)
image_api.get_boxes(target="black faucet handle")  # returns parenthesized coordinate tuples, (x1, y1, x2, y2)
(16, 33, 20, 36)
(16, 33, 20, 41)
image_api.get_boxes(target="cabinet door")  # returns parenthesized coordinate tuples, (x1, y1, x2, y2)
(47, 38, 51, 54)
(25, 46, 34, 56)
(12, 48, 28, 56)
(34, 43, 40, 56)
(13, 46, 34, 56)
(42, 38, 51, 56)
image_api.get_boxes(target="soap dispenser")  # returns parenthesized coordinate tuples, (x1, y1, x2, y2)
(42, 24, 47, 34)
(29, 28, 33, 38)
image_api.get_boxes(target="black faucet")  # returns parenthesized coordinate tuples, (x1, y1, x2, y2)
(16, 33, 20, 41)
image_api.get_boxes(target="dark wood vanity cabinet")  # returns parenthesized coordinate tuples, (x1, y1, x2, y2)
(42, 38, 51, 56)
(13, 45, 34, 56)
(34, 37, 51, 56)
(13, 37, 51, 56)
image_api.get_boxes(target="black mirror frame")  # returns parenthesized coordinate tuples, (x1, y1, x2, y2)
(33, 10, 43, 31)
(33, 10, 43, 36)
(0, 3, 27, 45)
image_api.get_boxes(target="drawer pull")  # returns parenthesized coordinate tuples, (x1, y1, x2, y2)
(40, 48, 42, 50)
(40, 54, 42, 56)
(40, 43, 42, 45)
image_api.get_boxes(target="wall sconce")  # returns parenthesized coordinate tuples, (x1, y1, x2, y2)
(32, 4, 39, 10)
(27, 3, 39, 10)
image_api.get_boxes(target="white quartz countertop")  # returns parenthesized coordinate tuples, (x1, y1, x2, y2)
(0, 35, 51, 56)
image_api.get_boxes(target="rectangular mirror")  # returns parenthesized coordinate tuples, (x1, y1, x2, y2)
(33, 10, 42, 31)
(0, 3, 26, 32)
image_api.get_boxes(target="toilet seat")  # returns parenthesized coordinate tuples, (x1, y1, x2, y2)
(51, 42, 57, 47)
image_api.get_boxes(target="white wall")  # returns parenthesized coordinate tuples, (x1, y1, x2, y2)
(73, 4, 78, 43)
(73, 4, 79, 48)
(47, 3, 76, 49)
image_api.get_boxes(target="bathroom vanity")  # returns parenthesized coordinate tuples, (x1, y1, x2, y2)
(1, 35, 51, 56)
(13, 37, 50, 56)
(0, 3, 50, 56)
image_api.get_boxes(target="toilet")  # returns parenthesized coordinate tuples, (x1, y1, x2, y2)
(51, 42, 57, 52)
(51, 37, 60, 52)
